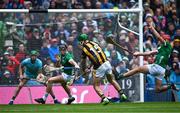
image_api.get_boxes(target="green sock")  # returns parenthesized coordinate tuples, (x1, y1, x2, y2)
(117, 74, 125, 80)
(167, 84, 171, 89)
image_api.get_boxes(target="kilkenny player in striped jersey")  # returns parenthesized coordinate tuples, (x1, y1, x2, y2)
(78, 34, 127, 105)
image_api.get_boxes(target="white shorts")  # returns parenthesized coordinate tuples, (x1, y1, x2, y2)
(147, 64, 165, 80)
(93, 61, 112, 78)
(61, 72, 74, 82)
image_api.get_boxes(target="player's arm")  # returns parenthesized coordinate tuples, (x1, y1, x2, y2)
(69, 59, 80, 68)
(148, 24, 165, 44)
(80, 57, 93, 77)
(80, 51, 87, 72)
(133, 50, 158, 57)
(19, 59, 27, 79)
(37, 69, 43, 75)
(67, 58, 80, 86)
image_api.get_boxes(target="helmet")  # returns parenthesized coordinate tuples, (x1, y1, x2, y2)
(59, 44, 67, 51)
(78, 34, 88, 41)
(30, 50, 38, 56)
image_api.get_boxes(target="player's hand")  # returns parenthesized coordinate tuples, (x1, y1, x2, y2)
(55, 54, 60, 61)
(85, 68, 91, 73)
(147, 23, 154, 30)
(75, 65, 80, 69)
(37, 73, 45, 80)
(20, 75, 24, 79)
(36, 73, 47, 84)
(37, 73, 43, 78)
(133, 52, 140, 57)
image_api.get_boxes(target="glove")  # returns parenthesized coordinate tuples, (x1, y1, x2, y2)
(36, 73, 48, 84)
(164, 66, 171, 78)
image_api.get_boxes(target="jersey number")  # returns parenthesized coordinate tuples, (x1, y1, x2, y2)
(90, 44, 101, 53)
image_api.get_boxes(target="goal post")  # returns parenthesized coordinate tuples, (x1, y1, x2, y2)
(138, 0, 144, 103)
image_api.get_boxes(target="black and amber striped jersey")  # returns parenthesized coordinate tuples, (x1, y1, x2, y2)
(81, 41, 107, 69)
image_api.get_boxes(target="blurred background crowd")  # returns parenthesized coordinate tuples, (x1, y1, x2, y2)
(0, 0, 139, 9)
(0, 0, 179, 87)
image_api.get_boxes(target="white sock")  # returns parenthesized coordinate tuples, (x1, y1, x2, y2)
(42, 93, 49, 101)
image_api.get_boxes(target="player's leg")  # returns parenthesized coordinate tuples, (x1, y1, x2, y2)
(117, 65, 149, 80)
(35, 76, 62, 104)
(60, 73, 75, 104)
(92, 74, 109, 105)
(61, 82, 75, 104)
(151, 64, 179, 92)
(93, 76, 102, 97)
(9, 79, 28, 105)
(49, 89, 61, 104)
(43, 83, 60, 104)
(155, 77, 179, 93)
(106, 73, 127, 101)
(154, 67, 170, 93)
(45, 76, 62, 103)
(155, 78, 170, 93)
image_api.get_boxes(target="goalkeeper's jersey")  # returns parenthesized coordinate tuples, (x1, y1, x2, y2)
(21, 58, 42, 79)
(155, 41, 172, 68)
(60, 52, 74, 75)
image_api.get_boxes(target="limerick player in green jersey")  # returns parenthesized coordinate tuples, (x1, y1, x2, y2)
(35, 44, 80, 104)
(118, 24, 179, 92)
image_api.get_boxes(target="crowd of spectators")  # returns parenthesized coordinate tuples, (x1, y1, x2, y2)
(0, 0, 138, 9)
(0, 0, 179, 87)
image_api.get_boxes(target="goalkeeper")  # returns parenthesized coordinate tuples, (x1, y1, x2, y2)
(34, 44, 80, 104)
(8, 50, 60, 105)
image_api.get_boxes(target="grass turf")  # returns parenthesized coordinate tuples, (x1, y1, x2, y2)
(0, 102, 180, 113)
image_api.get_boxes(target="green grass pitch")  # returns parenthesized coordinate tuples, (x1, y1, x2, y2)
(0, 102, 180, 113)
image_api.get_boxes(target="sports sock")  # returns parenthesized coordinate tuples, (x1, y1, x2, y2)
(167, 84, 171, 89)
(51, 95, 55, 99)
(118, 90, 124, 95)
(42, 93, 49, 101)
(100, 94, 105, 99)
(68, 93, 72, 98)
(12, 96, 16, 100)
(53, 98, 58, 101)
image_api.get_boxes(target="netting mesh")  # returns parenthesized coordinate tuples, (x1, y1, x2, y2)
(1, 12, 174, 102)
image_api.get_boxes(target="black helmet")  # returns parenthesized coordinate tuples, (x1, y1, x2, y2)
(59, 44, 67, 51)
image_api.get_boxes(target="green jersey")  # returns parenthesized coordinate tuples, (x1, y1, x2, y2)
(61, 52, 74, 75)
(155, 41, 172, 68)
